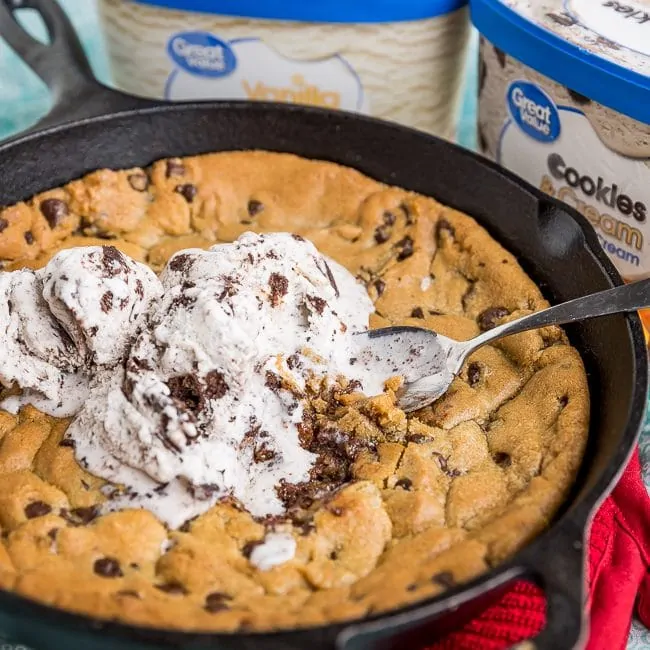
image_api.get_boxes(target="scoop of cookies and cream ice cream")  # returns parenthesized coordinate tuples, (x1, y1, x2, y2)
(0, 233, 379, 528)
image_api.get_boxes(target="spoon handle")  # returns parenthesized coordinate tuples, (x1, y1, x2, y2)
(468, 277, 650, 353)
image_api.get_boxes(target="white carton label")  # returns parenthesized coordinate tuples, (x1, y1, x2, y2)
(499, 103, 650, 279)
(165, 33, 368, 112)
(567, 0, 650, 56)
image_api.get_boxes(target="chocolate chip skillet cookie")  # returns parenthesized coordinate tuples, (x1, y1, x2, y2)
(0, 151, 588, 632)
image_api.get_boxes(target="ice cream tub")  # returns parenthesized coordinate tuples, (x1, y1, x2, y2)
(97, 0, 470, 139)
(473, 0, 650, 295)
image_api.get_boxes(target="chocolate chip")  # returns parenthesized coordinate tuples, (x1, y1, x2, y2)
(59, 438, 75, 448)
(286, 354, 302, 370)
(175, 183, 197, 203)
(433, 452, 461, 478)
(165, 159, 185, 177)
(435, 218, 455, 241)
(24, 231, 34, 245)
(102, 246, 129, 276)
(247, 199, 264, 216)
(40, 198, 69, 228)
(155, 581, 188, 595)
(559, 395, 569, 408)
(0, 217, 8, 233)
(242, 540, 263, 558)
(374, 225, 391, 244)
(169, 253, 193, 273)
(168, 374, 204, 412)
(567, 88, 591, 106)
(395, 478, 413, 491)
(373, 279, 386, 297)
(127, 173, 149, 192)
(546, 12, 575, 26)
(477, 306, 509, 331)
(100, 291, 113, 313)
(268, 272, 288, 307)
(406, 433, 429, 444)
(467, 362, 481, 387)
(204, 592, 232, 613)
(179, 517, 196, 533)
(492, 452, 511, 468)
(24, 501, 51, 519)
(47, 528, 59, 540)
(383, 210, 396, 225)
(493, 45, 507, 67)
(253, 443, 276, 463)
(93, 557, 123, 578)
(406, 583, 418, 592)
(432, 571, 456, 589)
(70, 506, 99, 524)
(410, 307, 425, 319)
(396, 236, 414, 261)
(292, 234, 305, 242)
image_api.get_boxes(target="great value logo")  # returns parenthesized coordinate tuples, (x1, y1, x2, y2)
(167, 32, 237, 78)
(507, 81, 561, 143)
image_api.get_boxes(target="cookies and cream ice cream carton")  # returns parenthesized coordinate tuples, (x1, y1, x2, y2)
(98, 0, 470, 139)
(473, 0, 650, 290)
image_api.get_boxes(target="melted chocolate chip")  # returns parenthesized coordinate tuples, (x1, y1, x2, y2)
(69, 506, 99, 525)
(127, 173, 149, 192)
(467, 362, 481, 387)
(268, 272, 288, 307)
(175, 183, 197, 203)
(374, 278, 386, 297)
(477, 306, 509, 331)
(374, 225, 391, 244)
(0, 217, 8, 233)
(24, 231, 34, 245)
(432, 571, 456, 589)
(492, 452, 511, 468)
(396, 236, 414, 261)
(40, 198, 69, 228)
(204, 370, 229, 400)
(93, 557, 123, 578)
(247, 199, 264, 216)
(100, 291, 114, 313)
(307, 295, 327, 315)
(155, 581, 188, 595)
(435, 218, 455, 241)
(395, 478, 413, 491)
(165, 159, 185, 177)
(559, 395, 569, 408)
(410, 307, 425, 319)
(204, 592, 232, 613)
(383, 210, 396, 225)
(24, 501, 51, 519)
(242, 540, 263, 559)
(433, 452, 461, 478)
(59, 438, 75, 448)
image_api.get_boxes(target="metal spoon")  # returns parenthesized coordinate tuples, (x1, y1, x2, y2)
(348, 278, 650, 412)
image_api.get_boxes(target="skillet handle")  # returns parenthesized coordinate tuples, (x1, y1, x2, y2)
(0, 0, 155, 131)
(510, 521, 587, 650)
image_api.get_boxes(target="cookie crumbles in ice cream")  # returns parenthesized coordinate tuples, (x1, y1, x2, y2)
(0, 233, 385, 528)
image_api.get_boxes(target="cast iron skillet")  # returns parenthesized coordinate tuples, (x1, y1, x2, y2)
(0, 2, 646, 650)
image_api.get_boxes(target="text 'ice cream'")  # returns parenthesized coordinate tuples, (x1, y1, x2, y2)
(0, 233, 377, 529)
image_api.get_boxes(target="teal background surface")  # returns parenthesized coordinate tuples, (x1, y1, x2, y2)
(0, 2, 646, 647)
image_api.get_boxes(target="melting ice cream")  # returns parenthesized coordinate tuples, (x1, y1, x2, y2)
(0, 233, 377, 528)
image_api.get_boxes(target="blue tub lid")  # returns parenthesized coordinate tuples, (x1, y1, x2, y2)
(131, 0, 468, 22)
(471, 0, 650, 125)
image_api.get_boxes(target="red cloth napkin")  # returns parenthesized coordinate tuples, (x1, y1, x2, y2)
(425, 449, 650, 650)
